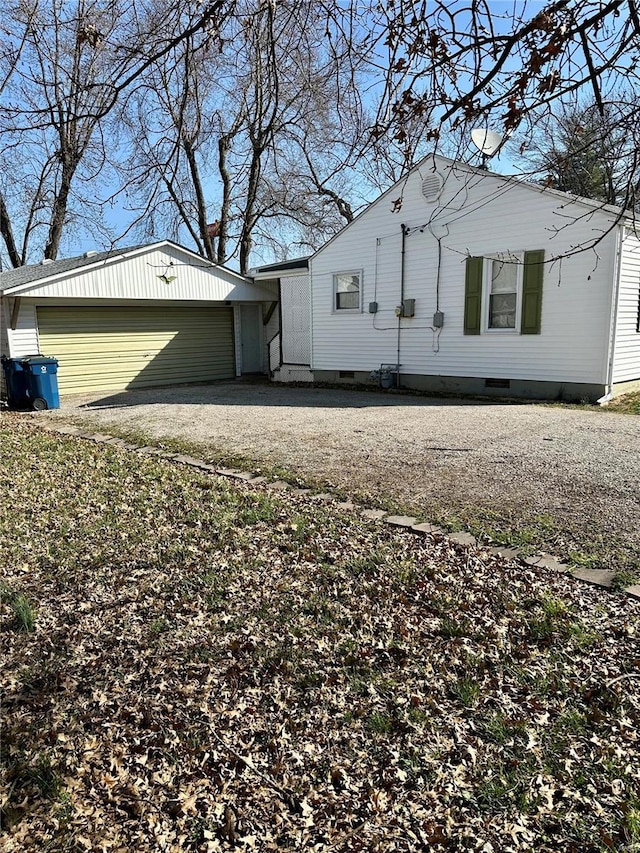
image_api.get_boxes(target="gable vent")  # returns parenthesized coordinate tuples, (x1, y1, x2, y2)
(421, 172, 443, 203)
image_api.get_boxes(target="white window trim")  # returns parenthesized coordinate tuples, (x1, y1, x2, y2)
(482, 252, 524, 333)
(332, 269, 363, 314)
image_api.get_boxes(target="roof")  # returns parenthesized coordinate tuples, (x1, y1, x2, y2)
(0, 241, 249, 294)
(250, 257, 310, 276)
(0, 245, 144, 292)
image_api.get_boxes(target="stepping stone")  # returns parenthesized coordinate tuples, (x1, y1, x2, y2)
(249, 476, 268, 484)
(53, 425, 81, 435)
(265, 480, 291, 491)
(310, 493, 334, 501)
(571, 568, 616, 588)
(626, 585, 640, 600)
(336, 501, 357, 510)
(362, 509, 386, 520)
(89, 433, 113, 442)
(448, 531, 477, 547)
(486, 546, 521, 560)
(385, 515, 417, 528)
(411, 522, 443, 536)
(523, 554, 568, 573)
(225, 471, 255, 481)
(291, 488, 311, 496)
(173, 455, 211, 471)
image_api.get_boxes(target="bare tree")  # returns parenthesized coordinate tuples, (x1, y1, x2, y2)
(0, 0, 232, 268)
(515, 97, 638, 207)
(351, 1, 640, 197)
(120, 0, 369, 271)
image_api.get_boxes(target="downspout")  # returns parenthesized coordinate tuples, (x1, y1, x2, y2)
(396, 224, 408, 388)
(598, 224, 624, 405)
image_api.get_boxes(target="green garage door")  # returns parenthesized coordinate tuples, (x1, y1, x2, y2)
(37, 306, 235, 395)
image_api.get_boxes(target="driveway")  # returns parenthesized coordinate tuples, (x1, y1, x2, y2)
(48, 381, 640, 568)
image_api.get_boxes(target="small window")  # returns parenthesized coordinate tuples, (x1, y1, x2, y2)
(333, 271, 362, 312)
(484, 253, 523, 331)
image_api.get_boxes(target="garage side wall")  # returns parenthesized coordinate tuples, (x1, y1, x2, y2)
(4, 299, 39, 357)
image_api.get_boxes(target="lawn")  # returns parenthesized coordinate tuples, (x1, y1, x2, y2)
(1, 416, 639, 852)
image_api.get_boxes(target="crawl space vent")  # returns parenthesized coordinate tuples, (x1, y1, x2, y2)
(421, 172, 443, 203)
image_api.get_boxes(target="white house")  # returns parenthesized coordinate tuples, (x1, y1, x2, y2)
(0, 241, 278, 397)
(307, 155, 640, 402)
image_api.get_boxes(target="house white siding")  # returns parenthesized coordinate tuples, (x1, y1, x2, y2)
(311, 161, 617, 389)
(611, 229, 640, 384)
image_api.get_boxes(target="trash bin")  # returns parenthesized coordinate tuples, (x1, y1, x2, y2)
(13, 355, 60, 412)
(20, 355, 60, 410)
(1, 355, 31, 409)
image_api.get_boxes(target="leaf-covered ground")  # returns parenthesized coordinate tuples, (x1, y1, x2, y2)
(1, 416, 639, 852)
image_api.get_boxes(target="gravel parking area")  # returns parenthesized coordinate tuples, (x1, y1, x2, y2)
(47, 381, 640, 568)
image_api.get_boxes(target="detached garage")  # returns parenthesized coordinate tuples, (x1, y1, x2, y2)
(1, 242, 277, 397)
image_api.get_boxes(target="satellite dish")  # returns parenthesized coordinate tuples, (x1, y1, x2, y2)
(471, 128, 503, 168)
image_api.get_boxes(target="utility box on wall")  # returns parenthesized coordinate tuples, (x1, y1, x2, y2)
(402, 299, 415, 318)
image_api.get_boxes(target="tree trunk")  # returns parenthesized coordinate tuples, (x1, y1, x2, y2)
(0, 194, 22, 268)
(44, 164, 75, 260)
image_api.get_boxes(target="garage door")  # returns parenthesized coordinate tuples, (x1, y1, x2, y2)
(37, 306, 235, 395)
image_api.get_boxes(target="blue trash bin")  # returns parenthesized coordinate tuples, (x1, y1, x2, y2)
(2, 356, 31, 409)
(20, 355, 60, 410)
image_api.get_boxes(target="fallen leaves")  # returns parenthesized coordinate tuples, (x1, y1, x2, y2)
(1, 416, 639, 851)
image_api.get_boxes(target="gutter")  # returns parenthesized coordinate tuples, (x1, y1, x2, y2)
(600, 224, 625, 404)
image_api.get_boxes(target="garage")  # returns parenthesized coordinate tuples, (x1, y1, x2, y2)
(37, 305, 235, 395)
(1, 241, 279, 398)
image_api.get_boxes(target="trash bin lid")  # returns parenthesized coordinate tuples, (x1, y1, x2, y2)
(19, 355, 59, 365)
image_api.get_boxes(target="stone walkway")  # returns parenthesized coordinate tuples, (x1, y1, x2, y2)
(42, 421, 640, 603)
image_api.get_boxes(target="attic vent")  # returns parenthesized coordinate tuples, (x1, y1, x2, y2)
(421, 172, 443, 203)
(40, 258, 53, 265)
(84, 250, 98, 258)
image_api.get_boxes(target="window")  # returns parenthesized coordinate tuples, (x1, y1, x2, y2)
(464, 250, 544, 336)
(486, 252, 522, 331)
(333, 271, 362, 311)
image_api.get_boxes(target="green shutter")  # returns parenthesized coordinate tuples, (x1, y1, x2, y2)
(521, 250, 544, 334)
(464, 257, 483, 335)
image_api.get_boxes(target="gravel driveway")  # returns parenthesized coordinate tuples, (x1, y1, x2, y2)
(48, 381, 640, 568)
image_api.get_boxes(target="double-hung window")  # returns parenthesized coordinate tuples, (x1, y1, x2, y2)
(464, 250, 544, 335)
(333, 271, 362, 312)
(486, 252, 522, 331)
